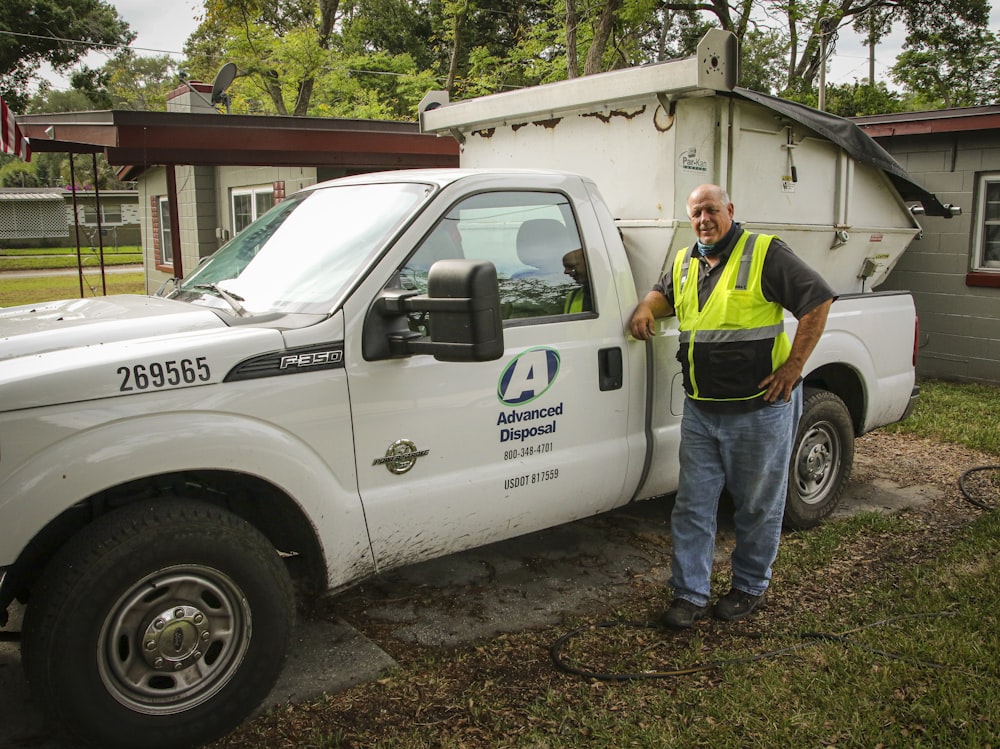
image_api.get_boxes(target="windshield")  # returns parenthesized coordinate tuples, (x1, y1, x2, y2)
(173, 181, 433, 315)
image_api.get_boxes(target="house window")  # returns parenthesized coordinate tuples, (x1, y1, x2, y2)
(973, 173, 1000, 271)
(232, 186, 275, 234)
(102, 203, 123, 224)
(81, 204, 123, 225)
(159, 196, 172, 266)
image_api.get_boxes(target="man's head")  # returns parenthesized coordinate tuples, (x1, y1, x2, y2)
(686, 184, 734, 248)
(562, 249, 588, 286)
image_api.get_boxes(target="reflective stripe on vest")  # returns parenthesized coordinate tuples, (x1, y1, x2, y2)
(672, 231, 791, 401)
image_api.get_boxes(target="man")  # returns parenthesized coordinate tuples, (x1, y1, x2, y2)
(629, 184, 835, 629)
(562, 249, 592, 313)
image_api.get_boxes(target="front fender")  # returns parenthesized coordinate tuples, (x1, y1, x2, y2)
(0, 410, 373, 589)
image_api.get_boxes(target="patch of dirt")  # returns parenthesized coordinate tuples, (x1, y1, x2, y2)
(208, 432, 996, 748)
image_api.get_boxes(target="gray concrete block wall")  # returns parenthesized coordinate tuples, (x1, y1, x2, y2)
(878, 132, 1000, 386)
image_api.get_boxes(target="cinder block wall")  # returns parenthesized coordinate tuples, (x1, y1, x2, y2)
(877, 131, 1000, 386)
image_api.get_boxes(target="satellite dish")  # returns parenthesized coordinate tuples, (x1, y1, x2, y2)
(210, 62, 238, 112)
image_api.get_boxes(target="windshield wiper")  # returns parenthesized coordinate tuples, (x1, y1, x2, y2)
(191, 283, 249, 317)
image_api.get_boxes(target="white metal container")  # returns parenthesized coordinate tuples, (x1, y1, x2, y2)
(421, 30, 943, 295)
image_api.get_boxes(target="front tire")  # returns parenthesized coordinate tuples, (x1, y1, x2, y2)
(22, 500, 294, 749)
(784, 389, 855, 530)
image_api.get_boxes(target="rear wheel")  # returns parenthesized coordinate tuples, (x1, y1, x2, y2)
(784, 389, 855, 530)
(22, 500, 294, 749)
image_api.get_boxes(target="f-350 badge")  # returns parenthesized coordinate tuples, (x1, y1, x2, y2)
(372, 439, 429, 475)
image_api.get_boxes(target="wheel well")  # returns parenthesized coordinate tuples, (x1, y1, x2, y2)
(803, 363, 865, 435)
(4, 471, 327, 613)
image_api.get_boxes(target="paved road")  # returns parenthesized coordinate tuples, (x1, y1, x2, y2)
(0, 468, 939, 748)
(2, 263, 143, 279)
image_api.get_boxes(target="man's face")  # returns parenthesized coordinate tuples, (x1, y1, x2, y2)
(687, 186, 734, 247)
(563, 250, 588, 284)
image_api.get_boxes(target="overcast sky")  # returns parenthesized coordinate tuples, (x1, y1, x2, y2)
(39, 1, 1000, 94)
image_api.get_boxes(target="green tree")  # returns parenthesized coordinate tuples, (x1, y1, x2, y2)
(23, 83, 131, 189)
(28, 81, 99, 113)
(0, 156, 39, 186)
(184, 0, 340, 115)
(0, 0, 133, 110)
(98, 53, 179, 111)
(175, 0, 998, 118)
(891, 26, 1000, 108)
(801, 80, 905, 117)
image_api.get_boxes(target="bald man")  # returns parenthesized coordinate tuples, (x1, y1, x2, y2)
(630, 184, 835, 629)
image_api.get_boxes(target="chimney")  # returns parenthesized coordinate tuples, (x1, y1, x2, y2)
(166, 81, 217, 114)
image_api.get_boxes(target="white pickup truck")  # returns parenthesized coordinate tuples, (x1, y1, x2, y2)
(1, 31, 942, 749)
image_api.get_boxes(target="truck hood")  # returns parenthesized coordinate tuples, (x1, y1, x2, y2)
(0, 295, 291, 413)
(0, 295, 227, 362)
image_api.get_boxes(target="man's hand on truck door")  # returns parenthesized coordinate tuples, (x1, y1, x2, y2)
(630, 291, 674, 340)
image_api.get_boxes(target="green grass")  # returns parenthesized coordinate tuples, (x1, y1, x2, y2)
(645, 514, 998, 748)
(0, 272, 147, 307)
(0, 246, 142, 271)
(0, 245, 141, 256)
(886, 379, 1000, 456)
(1, 244, 147, 305)
(274, 512, 1000, 749)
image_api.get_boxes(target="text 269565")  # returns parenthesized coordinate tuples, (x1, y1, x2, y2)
(117, 357, 211, 392)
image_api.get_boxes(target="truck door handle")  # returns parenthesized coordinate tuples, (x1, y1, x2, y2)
(598, 347, 623, 391)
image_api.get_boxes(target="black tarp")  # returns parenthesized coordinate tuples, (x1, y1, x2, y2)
(731, 87, 953, 218)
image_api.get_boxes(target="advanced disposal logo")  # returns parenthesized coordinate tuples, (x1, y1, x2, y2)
(496, 347, 563, 444)
(497, 347, 560, 406)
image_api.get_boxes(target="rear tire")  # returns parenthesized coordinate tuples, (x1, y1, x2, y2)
(784, 389, 855, 530)
(22, 500, 294, 749)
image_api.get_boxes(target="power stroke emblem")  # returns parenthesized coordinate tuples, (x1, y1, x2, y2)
(497, 346, 561, 406)
(373, 439, 429, 475)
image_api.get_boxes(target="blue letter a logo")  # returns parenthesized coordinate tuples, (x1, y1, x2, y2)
(497, 347, 560, 406)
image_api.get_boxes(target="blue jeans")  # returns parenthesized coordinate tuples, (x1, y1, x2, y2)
(669, 389, 802, 607)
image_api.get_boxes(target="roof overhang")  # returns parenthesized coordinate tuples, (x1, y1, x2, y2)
(17, 109, 460, 179)
(0, 190, 65, 202)
(853, 106, 1000, 137)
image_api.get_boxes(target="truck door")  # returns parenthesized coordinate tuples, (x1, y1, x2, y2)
(346, 186, 634, 572)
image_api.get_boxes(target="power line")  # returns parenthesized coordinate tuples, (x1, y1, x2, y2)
(0, 29, 184, 58)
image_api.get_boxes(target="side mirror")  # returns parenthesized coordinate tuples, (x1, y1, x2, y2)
(364, 259, 504, 362)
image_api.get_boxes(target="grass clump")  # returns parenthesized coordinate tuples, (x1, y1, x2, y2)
(887, 379, 1000, 456)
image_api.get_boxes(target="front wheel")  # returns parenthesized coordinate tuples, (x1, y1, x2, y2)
(22, 500, 294, 749)
(784, 389, 855, 530)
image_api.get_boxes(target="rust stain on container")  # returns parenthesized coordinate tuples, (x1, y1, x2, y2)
(583, 105, 647, 124)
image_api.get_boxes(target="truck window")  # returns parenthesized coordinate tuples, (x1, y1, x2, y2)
(399, 191, 592, 325)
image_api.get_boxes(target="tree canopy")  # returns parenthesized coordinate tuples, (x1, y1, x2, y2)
(0, 0, 134, 110)
(12, 0, 1000, 123)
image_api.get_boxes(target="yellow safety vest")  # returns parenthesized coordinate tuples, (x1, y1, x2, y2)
(564, 287, 585, 314)
(671, 232, 791, 402)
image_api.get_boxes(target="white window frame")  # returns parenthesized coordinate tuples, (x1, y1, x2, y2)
(972, 172, 1000, 271)
(158, 196, 172, 267)
(101, 203, 123, 225)
(232, 185, 275, 235)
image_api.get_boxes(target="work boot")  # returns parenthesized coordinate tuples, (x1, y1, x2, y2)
(713, 588, 765, 621)
(658, 598, 709, 629)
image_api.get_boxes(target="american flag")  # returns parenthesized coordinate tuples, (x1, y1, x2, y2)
(1, 96, 31, 162)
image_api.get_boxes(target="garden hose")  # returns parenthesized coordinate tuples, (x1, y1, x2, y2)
(958, 466, 1000, 510)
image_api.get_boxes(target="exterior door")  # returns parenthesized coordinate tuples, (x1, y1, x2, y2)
(345, 184, 634, 572)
